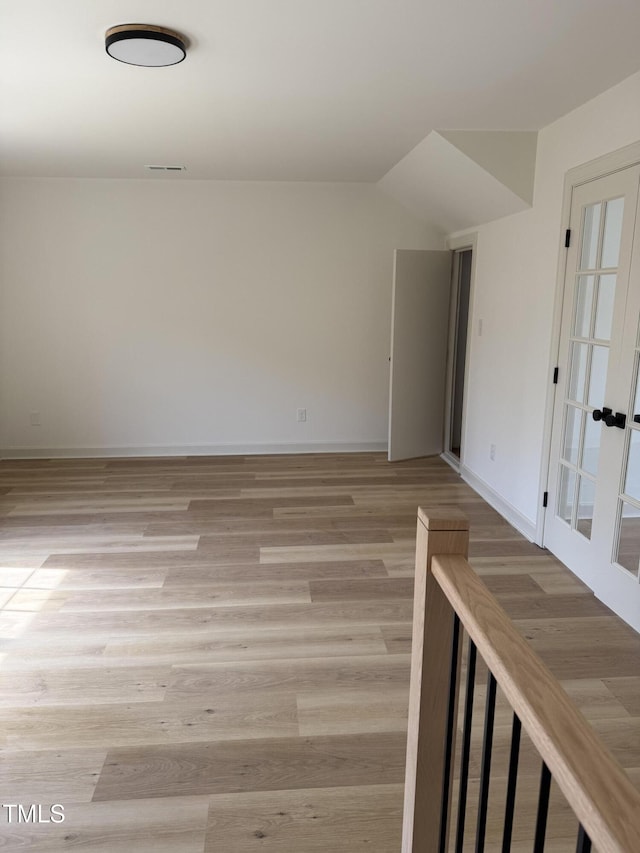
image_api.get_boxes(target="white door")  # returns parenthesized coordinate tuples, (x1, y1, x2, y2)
(388, 249, 451, 462)
(545, 165, 640, 632)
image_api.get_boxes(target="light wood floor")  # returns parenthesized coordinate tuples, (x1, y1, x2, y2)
(0, 453, 638, 852)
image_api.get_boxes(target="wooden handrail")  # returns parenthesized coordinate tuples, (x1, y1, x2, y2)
(402, 508, 640, 853)
(432, 552, 640, 852)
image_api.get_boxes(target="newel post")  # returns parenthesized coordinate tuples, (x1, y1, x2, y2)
(401, 507, 469, 853)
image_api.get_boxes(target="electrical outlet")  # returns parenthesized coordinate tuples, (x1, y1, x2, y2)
(490, 443, 496, 461)
(297, 408, 307, 423)
(29, 412, 41, 427)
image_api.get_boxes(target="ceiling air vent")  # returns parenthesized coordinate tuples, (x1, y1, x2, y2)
(144, 165, 187, 172)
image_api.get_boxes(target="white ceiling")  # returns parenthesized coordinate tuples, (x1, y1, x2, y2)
(2, 0, 640, 181)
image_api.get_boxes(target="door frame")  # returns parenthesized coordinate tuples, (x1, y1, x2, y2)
(539, 140, 640, 547)
(442, 233, 478, 472)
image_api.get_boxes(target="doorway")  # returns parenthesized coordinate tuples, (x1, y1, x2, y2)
(443, 247, 473, 466)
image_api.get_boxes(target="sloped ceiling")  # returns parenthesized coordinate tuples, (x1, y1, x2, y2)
(439, 131, 537, 206)
(378, 131, 537, 234)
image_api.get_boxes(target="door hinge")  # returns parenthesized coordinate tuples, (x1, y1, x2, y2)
(543, 491, 548, 508)
(565, 229, 571, 248)
(553, 367, 559, 384)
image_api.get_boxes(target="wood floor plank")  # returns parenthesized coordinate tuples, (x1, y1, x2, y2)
(42, 550, 257, 570)
(0, 554, 48, 568)
(469, 555, 564, 575)
(0, 534, 200, 556)
(259, 542, 414, 564)
(0, 665, 171, 707)
(0, 797, 210, 852)
(0, 588, 18, 607)
(557, 678, 632, 721)
(379, 624, 412, 655)
(197, 530, 395, 547)
(479, 573, 546, 596)
(92, 732, 407, 801)
(0, 632, 108, 666)
(0, 693, 299, 750)
(528, 570, 592, 595)
(0, 749, 107, 803)
(589, 717, 640, 768)
(166, 654, 410, 699)
(308, 576, 413, 602)
(161, 560, 388, 586)
(493, 591, 608, 618)
(24, 567, 168, 590)
(2, 587, 69, 611)
(28, 599, 413, 637)
(0, 610, 38, 639)
(602, 676, 640, 715)
(142, 516, 377, 537)
(188, 496, 355, 516)
(7, 497, 191, 516)
(102, 625, 390, 666)
(59, 581, 312, 611)
(296, 687, 409, 735)
(205, 784, 403, 853)
(0, 567, 36, 585)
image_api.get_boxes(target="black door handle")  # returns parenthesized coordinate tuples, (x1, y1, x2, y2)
(592, 407, 612, 422)
(604, 411, 627, 429)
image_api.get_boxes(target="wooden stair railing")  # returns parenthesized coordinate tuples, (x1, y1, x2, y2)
(402, 508, 640, 853)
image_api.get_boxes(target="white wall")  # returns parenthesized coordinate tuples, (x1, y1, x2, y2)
(455, 70, 640, 533)
(0, 179, 440, 455)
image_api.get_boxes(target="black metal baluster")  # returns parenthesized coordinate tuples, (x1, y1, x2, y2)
(575, 824, 592, 853)
(475, 671, 497, 853)
(438, 613, 461, 853)
(454, 639, 477, 853)
(533, 761, 552, 853)
(501, 713, 522, 853)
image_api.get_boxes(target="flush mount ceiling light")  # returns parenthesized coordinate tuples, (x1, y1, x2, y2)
(105, 24, 187, 67)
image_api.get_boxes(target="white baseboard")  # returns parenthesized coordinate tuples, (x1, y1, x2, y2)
(440, 451, 460, 473)
(0, 441, 387, 460)
(460, 464, 539, 544)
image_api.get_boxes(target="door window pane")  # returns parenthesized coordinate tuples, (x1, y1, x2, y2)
(558, 465, 576, 526)
(633, 358, 640, 417)
(576, 476, 596, 540)
(574, 275, 595, 338)
(568, 342, 589, 403)
(594, 274, 616, 341)
(580, 203, 602, 271)
(587, 345, 609, 408)
(562, 405, 582, 465)
(601, 197, 624, 268)
(582, 414, 602, 476)
(624, 430, 640, 503)
(615, 500, 640, 577)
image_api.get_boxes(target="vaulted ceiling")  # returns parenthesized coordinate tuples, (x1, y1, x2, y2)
(2, 1, 640, 181)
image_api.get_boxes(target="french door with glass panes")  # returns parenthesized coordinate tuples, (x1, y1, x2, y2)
(545, 164, 640, 632)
